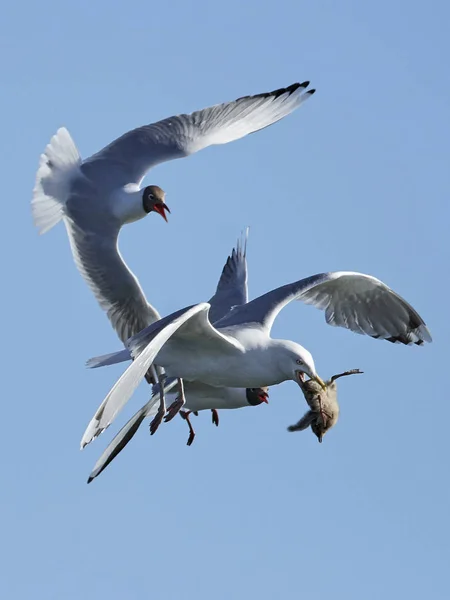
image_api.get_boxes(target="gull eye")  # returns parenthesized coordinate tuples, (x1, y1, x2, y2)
(296, 359, 303, 365)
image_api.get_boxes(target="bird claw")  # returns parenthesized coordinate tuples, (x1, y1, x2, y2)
(149, 405, 165, 436)
(164, 398, 184, 423)
(211, 409, 219, 427)
(318, 395, 327, 429)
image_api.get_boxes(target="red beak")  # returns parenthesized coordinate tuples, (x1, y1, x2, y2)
(153, 202, 170, 223)
(258, 391, 269, 404)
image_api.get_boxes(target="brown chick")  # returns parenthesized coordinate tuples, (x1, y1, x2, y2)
(287, 369, 363, 442)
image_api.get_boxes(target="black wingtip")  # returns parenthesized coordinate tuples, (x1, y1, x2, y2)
(236, 81, 313, 102)
(385, 334, 416, 345)
(87, 476, 94, 484)
(307, 89, 316, 96)
(270, 82, 302, 99)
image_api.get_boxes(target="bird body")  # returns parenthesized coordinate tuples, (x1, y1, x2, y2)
(154, 331, 311, 388)
(157, 381, 268, 414)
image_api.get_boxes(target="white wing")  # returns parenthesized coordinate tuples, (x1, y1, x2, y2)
(83, 83, 315, 187)
(65, 215, 160, 344)
(215, 271, 431, 346)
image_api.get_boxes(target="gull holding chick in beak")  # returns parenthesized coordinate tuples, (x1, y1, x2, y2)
(288, 369, 363, 442)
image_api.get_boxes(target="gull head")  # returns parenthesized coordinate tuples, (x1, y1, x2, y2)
(280, 340, 326, 391)
(142, 185, 170, 222)
(246, 387, 269, 406)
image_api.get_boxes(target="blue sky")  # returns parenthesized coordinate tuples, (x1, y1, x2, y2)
(2, 1, 449, 598)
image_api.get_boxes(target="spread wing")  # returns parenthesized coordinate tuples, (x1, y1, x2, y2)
(214, 271, 431, 346)
(83, 82, 315, 187)
(64, 215, 160, 343)
(208, 229, 249, 323)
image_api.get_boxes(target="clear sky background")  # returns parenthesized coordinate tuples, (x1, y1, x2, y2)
(1, 1, 448, 598)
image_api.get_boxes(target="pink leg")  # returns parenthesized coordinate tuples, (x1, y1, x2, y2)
(180, 410, 196, 446)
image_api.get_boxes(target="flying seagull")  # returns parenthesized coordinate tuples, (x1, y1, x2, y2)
(82, 263, 431, 448)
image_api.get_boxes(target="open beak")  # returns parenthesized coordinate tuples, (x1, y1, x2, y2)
(296, 371, 306, 390)
(153, 202, 171, 222)
(258, 390, 269, 404)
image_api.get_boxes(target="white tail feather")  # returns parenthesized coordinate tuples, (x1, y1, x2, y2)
(86, 348, 132, 369)
(32, 127, 82, 234)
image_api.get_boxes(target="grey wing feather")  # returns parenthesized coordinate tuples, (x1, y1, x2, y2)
(208, 229, 249, 323)
(64, 213, 160, 344)
(215, 271, 431, 346)
(83, 83, 315, 187)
